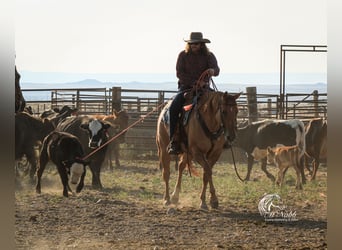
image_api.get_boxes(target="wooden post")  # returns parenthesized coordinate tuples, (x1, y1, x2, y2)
(111, 87, 122, 112)
(158, 91, 165, 111)
(313, 90, 319, 118)
(72, 94, 75, 109)
(246, 87, 258, 124)
(267, 98, 272, 118)
(137, 98, 141, 113)
(76, 90, 80, 111)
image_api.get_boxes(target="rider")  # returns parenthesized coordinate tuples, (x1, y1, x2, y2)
(167, 32, 220, 154)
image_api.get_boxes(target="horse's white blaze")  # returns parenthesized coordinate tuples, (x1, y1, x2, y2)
(70, 163, 84, 184)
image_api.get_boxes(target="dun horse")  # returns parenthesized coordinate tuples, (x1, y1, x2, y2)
(156, 89, 240, 210)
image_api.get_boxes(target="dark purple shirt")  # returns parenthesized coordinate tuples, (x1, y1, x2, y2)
(176, 50, 220, 90)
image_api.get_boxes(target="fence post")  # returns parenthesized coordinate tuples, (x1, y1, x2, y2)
(267, 98, 272, 118)
(313, 90, 319, 118)
(111, 87, 122, 112)
(76, 90, 80, 111)
(137, 98, 141, 113)
(158, 91, 165, 111)
(72, 94, 76, 109)
(246, 87, 258, 124)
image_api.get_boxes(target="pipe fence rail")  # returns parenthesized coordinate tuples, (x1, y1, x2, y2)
(22, 86, 327, 159)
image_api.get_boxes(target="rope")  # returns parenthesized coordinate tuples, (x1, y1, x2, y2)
(230, 146, 245, 182)
(81, 101, 168, 161)
(194, 69, 219, 93)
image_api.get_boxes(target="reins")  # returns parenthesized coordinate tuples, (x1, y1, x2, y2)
(195, 70, 244, 182)
(230, 146, 245, 182)
(81, 101, 168, 161)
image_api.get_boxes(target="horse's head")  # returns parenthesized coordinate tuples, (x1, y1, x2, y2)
(220, 92, 241, 143)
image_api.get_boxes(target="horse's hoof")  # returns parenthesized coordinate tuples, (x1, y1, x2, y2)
(200, 203, 208, 211)
(210, 200, 219, 209)
(170, 195, 179, 204)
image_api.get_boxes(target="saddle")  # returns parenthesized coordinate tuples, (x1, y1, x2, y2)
(173, 89, 206, 150)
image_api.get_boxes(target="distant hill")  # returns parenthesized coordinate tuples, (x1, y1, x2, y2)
(22, 78, 178, 90)
(21, 79, 327, 99)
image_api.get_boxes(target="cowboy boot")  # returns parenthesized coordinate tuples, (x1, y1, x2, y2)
(168, 127, 182, 155)
(167, 137, 181, 155)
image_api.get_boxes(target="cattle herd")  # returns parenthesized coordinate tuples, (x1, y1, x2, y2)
(15, 104, 129, 196)
(14, 68, 327, 197)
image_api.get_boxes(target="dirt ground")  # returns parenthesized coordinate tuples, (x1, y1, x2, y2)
(15, 160, 327, 250)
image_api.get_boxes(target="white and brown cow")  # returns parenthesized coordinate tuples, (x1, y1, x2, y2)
(36, 131, 89, 197)
(267, 145, 304, 190)
(304, 118, 327, 180)
(93, 109, 129, 169)
(234, 119, 306, 182)
(55, 115, 111, 189)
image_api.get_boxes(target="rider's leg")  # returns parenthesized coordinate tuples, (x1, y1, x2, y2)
(168, 92, 184, 154)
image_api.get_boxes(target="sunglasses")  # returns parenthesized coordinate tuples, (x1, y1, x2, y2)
(190, 43, 201, 46)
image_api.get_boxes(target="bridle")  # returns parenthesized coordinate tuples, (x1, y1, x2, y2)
(196, 93, 237, 143)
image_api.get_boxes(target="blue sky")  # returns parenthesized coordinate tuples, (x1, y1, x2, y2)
(15, 0, 327, 76)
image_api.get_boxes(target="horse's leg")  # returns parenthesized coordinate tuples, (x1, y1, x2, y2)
(195, 154, 210, 210)
(170, 155, 186, 204)
(208, 168, 218, 209)
(200, 166, 210, 210)
(161, 151, 171, 206)
(207, 155, 220, 209)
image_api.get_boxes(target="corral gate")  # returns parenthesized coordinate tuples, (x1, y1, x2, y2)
(279, 44, 327, 118)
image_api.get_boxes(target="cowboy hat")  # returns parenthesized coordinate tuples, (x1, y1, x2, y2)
(184, 32, 211, 43)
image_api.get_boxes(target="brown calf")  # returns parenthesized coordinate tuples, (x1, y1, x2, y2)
(267, 145, 304, 190)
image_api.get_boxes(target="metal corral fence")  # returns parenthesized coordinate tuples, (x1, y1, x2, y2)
(22, 87, 327, 160)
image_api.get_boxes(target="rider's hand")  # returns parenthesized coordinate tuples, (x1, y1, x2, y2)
(208, 68, 215, 76)
(198, 80, 207, 88)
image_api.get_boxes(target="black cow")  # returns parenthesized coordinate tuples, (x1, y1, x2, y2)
(40, 105, 78, 127)
(234, 119, 306, 182)
(15, 111, 77, 180)
(15, 112, 55, 180)
(15, 66, 26, 113)
(36, 131, 89, 197)
(55, 115, 111, 189)
(304, 118, 327, 180)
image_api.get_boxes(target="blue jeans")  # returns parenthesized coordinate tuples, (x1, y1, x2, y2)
(168, 91, 186, 140)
